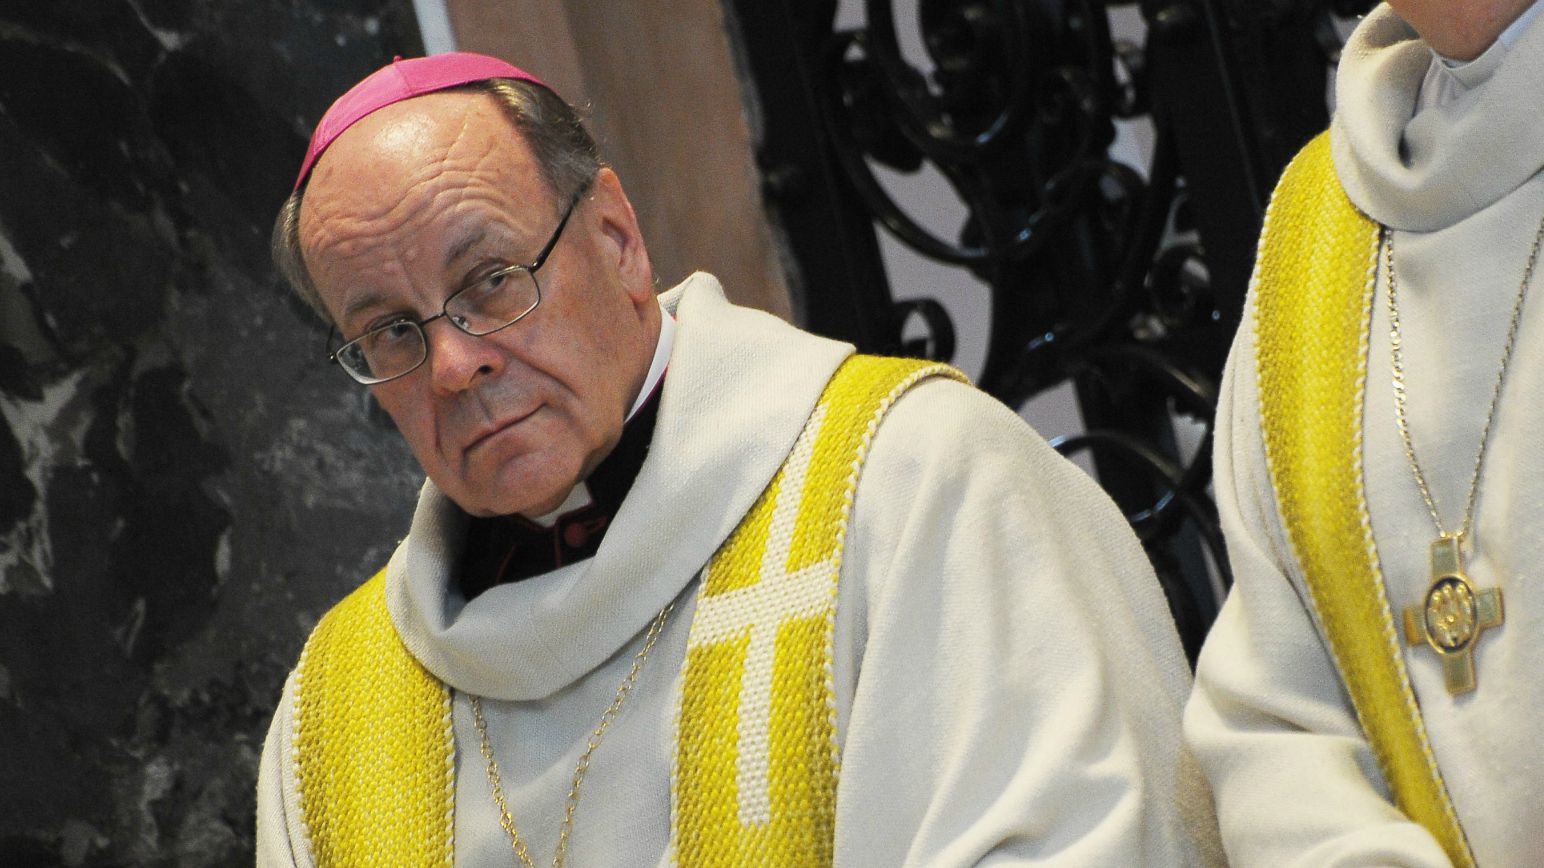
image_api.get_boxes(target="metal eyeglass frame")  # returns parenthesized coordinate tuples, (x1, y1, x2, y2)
(328, 188, 585, 385)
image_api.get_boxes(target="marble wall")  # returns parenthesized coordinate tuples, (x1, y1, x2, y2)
(0, 1, 426, 863)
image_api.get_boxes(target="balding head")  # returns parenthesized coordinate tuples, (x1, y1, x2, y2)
(274, 77, 602, 323)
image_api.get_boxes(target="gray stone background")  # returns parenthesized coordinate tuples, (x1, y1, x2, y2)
(0, 1, 429, 863)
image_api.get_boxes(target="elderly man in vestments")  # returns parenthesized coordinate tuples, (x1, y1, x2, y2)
(255, 53, 1216, 866)
(1187, 0, 1544, 864)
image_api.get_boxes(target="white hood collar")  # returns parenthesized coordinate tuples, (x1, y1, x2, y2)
(384, 273, 853, 700)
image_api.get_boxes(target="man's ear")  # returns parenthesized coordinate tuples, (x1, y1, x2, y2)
(587, 167, 654, 303)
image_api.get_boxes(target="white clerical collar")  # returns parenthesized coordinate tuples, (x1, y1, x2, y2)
(1419, 0, 1543, 107)
(523, 299, 674, 527)
(627, 300, 674, 422)
(1439, 0, 1542, 68)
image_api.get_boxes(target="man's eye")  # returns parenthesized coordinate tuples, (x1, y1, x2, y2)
(367, 319, 418, 346)
(468, 270, 508, 301)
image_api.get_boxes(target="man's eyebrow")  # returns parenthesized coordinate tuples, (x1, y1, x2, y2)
(444, 225, 489, 270)
(338, 291, 391, 331)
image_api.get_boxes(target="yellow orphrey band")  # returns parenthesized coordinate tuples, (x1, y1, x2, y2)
(1254, 132, 1474, 866)
(293, 570, 456, 866)
(674, 355, 965, 867)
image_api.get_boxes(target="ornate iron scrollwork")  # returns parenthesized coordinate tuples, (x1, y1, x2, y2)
(726, 0, 1374, 658)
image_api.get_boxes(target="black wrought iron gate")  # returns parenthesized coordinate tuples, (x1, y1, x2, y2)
(725, 0, 1376, 659)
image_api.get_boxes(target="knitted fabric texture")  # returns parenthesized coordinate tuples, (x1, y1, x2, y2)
(292, 569, 456, 866)
(1254, 131, 1473, 866)
(672, 355, 965, 866)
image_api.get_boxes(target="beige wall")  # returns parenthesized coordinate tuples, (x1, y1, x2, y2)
(445, 0, 793, 320)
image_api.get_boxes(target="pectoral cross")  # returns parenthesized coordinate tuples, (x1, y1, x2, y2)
(1402, 535, 1504, 696)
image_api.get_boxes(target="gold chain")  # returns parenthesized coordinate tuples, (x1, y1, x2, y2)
(470, 603, 674, 868)
(1384, 214, 1544, 541)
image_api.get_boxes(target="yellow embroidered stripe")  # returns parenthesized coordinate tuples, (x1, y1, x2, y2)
(675, 355, 965, 866)
(293, 570, 455, 866)
(1254, 132, 1473, 866)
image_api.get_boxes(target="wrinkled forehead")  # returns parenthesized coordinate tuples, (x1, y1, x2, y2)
(296, 94, 563, 326)
(300, 91, 548, 233)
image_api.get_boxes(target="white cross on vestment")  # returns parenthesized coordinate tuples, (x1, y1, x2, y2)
(689, 403, 840, 827)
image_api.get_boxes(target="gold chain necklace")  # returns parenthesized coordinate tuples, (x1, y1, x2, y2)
(470, 603, 674, 867)
(1383, 217, 1543, 693)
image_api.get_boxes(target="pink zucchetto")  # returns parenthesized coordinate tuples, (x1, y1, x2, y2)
(293, 52, 548, 191)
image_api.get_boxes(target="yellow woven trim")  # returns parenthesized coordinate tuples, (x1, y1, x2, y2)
(674, 355, 965, 866)
(787, 358, 943, 571)
(293, 570, 456, 866)
(676, 630, 751, 861)
(1254, 131, 1473, 867)
(703, 476, 782, 597)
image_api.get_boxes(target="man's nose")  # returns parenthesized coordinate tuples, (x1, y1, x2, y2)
(425, 319, 504, 394)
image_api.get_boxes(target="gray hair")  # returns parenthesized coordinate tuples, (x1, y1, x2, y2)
(272, 78, 603, 324)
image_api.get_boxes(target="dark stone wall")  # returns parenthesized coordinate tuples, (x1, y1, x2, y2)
(0, 1, 426, 863)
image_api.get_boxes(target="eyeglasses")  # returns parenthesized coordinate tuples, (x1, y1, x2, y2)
(328, 189, 583, 385)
